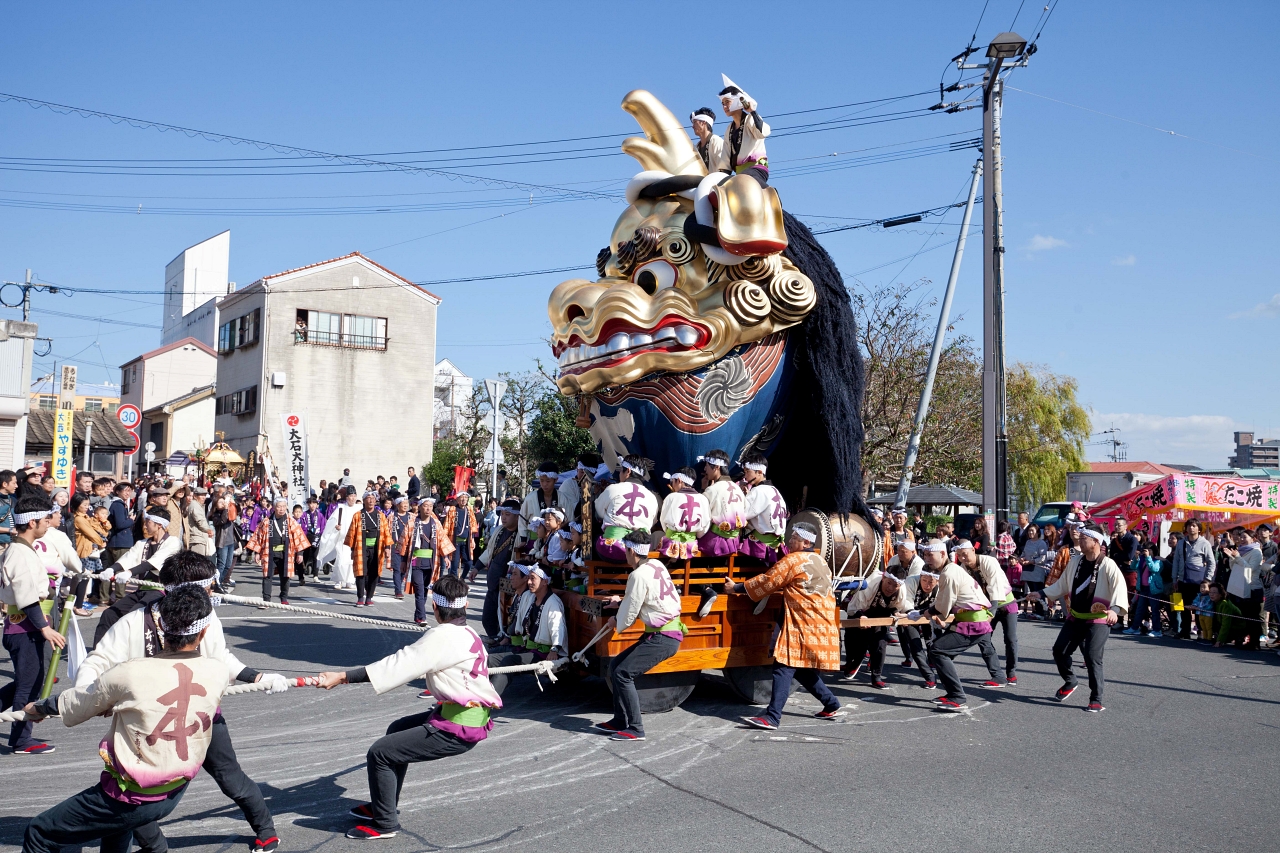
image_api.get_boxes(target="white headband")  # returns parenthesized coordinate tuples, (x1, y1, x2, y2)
(156, 611, 213, 637)
(621, 460, 646, 476)
(363, 490, 378, 499)
(951, 539, 974, 551)
(165, 577, 216, 593)
(791, 527, 817, 543)
(663, 472, 694, 486)
(145, 513, 170, 526)
(570, 521, 583, 533)
(1079, 528, 1110, 546)
(431, 591, 470, 609)
(920, 569, 940, 578)
(899, 539, 917, 550)
(697, 455, 728, 467)
(540, 507, 565, 521)
(529, 565, 550, 580)
(743, 462, 767, 473)
(14, 509, 52, 524)
(509, 561, 532, 574)
(499, 505, 521, 514)
(919, 541, 948, 554)
(691, 112, 715, 126)
(627, 539, 653, 555)
(536, 470, 557, 479)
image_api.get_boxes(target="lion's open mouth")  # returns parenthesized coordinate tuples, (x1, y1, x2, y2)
(554, 316, 710, 376)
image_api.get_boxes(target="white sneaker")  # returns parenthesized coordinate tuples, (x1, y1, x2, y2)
(1148, 631, 1163, 638)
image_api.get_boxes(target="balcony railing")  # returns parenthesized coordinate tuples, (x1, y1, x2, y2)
(294, 328, 387, 351)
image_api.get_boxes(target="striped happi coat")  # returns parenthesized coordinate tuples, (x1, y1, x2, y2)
(247, 514, 311, 579)
(743, 550, 841, 670)
(344, 509, 395, 578)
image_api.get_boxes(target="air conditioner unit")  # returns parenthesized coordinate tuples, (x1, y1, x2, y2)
(271, 372, 286, 388)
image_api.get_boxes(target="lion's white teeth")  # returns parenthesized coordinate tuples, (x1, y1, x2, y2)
(654, 327, 676, 341)
(606, 333, 630, 353)
(630, 333, 652, 347)
(674, 325, 698, 345)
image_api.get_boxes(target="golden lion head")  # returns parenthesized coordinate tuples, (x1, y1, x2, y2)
(548, 90, 817, 396)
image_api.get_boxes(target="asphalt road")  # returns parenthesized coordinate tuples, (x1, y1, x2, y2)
(1, 562, 1276, 852)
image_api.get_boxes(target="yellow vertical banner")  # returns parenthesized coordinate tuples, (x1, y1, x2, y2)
(53, 409, 74, 488)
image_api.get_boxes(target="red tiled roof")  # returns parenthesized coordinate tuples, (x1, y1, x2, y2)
(1088, 461, 1183, 477)
(260, 252, 440, 302)
(121, 336, 216, 368)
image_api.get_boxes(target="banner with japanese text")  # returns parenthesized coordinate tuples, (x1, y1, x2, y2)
(279, 412, 311, 499)
(53, 410, 74, 488)
(1091, 473, 1280, 525)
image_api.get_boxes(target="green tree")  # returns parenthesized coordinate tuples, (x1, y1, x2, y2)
(423, 437, 466, 495)
(1006, 363, 1091, 509)
(528, 387, 596, 471)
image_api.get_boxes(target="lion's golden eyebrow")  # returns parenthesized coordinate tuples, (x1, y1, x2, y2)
(621, 90, 707, 177)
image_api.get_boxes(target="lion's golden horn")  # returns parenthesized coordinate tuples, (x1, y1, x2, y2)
(620, 90, 707, 178)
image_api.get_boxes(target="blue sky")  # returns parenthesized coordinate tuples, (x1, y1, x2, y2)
(1, 2, 1275, 469)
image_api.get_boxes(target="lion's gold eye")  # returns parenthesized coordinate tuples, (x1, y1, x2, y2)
(632, 260, 677, 295)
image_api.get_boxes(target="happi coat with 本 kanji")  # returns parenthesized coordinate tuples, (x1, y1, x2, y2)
(345, 509, 395, 579)
(742, 550, 840, 670)
(247, 514, 311, 579)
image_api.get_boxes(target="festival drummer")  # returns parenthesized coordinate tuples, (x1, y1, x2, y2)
(594, 455, 659, 562)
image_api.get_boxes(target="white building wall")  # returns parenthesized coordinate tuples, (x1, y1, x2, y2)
(162, 231, 230, 346)
(215, 256, 438, 488)
(136, 344, 218, 412)
(168, 395, 216, 456)
(0, 321, 36, 469)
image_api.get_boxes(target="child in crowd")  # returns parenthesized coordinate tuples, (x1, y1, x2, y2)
(1191, 581, 1215, 642)
(1207, 582, 1245, 647)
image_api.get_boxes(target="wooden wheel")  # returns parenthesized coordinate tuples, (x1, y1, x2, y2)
(604, 667, 699, 713)
(724, 664, 796, 705)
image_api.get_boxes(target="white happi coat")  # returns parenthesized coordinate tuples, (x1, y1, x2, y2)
(594, 480, 659, 531)
(366, 621, 503, 710)
(704, 477, 747, 531)
(742, 483, 787, 536)
(659, 490, 711, 537)
(616, 558, 683, 633)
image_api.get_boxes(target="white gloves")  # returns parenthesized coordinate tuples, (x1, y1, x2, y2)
(907, 610, 921, 621)
(259, 673, 289, 694)
(112, 569, 129, 584)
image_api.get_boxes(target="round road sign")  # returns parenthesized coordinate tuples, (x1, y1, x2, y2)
(144, 441, 156, 452)
(117, 404, 141, 430)
(144, 450, 156, 462)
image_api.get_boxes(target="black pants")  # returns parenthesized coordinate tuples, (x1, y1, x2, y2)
(132, 715, 275, 852)
(764, 663, 839, 726)
(1177, 581, 1202, 637)
(481, 554, 506, 638)
(365, 712, 473, 832)
(1052, 618, 1109, 702)
(927, 628, 1000, 702)
(2, 629, 47, 748)
(989, 604, 1019, 677)
(411, 558, 433, 622)
(488, 650, 536, 696)
(608, 633, 680, 735)
(901, 624, 935, 680)
(25, 782, 186, 853)
(1230, 591, 1263, 641)
(447, 544, 472, 579)
(360, 549, 381, 601)
(843, 626, 889, 676)
(262, 555, 290, 601)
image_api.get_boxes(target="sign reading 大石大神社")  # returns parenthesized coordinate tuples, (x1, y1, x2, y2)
(280, 412, 311, 498)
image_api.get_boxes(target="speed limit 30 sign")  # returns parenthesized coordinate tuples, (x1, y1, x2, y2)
(117, 404, 141, 430)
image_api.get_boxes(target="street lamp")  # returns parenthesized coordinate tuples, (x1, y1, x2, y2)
(986, 31, 1027, 59)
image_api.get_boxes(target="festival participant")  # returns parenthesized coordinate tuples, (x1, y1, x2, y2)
(738, 451, 789, 563)
(401, 498, 441, 625)
(836, 565, 908, 688)
(690, 107, 727, 172)
(21, 588, 229, 853)
(389, 496, 413, 600)
(594, 455, 659, 562)
(718, 75, 771, 185)
(900, 554, 941, 688)
(919, 539, 1001, 712)
(887, 509, 914, 551)
(488, 561, 530, 650)
(320, 488, 361, 591)
(489, 563, 567, 694)
(519, 463, 565, 543)
(594, 531, 684, 742)
(76, 549, 290, 853)
(658, 468, 710, 560)
(102, 505, 182, 613)
(725, 523, 844, 729)
(696, 450, 747, 558)
(953, 539, 1019, 685)
(556, 452, 602, 529)
(442, 492, 479, 579)
(301, 496, 324, 580)
(473, 499, 522, 639)
(345, 491, 394, 607)
(0, 495, 65, 754)
(316, 574, 502, 841)
(537, 507, 573, 573)
(1032, 523, 1129, 712)
(246, 498, 310, 608)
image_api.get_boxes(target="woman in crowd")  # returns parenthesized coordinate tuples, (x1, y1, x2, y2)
(1018, 523, 1047, 618)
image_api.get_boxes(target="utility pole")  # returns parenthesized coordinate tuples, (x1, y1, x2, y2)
(0, 269, 63, 321)
(961, 31, 1027, 525)
(892, 156, 983, 511)
(22, 269, 31, 321)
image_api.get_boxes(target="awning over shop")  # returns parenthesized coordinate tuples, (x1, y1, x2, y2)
(1089, 472, 1280, 528)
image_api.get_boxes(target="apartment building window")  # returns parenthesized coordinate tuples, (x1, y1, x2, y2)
(215, 385, 258, 416)
(218, 308, 261, 354)
(37, 395, 56, 411)
(121, 366, 134, 394)
(83, 399, 103, 412)
(295, 309, 387, 351)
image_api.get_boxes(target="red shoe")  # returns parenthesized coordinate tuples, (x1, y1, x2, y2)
(417, 689, 432, 699)
(742, 716, 778, 730)
(982, 680, 1005, 689)
(1054, 684, 1078, 702)
(593, 719, 624, 733)
(923, 679, 938, 689)
(346, 825, 397, 840)
(15, 742, 55, 754)
(935, 697, 967, 712)
(870, 678, 889, 690)
(1086, 701, 1105, 713)
(609, 730, 645, 741)
(279, 600, 290, 607)
(1006, 674, 1018, 686)
(814, 708, 846, 719)
(251, 837, 280, 852)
